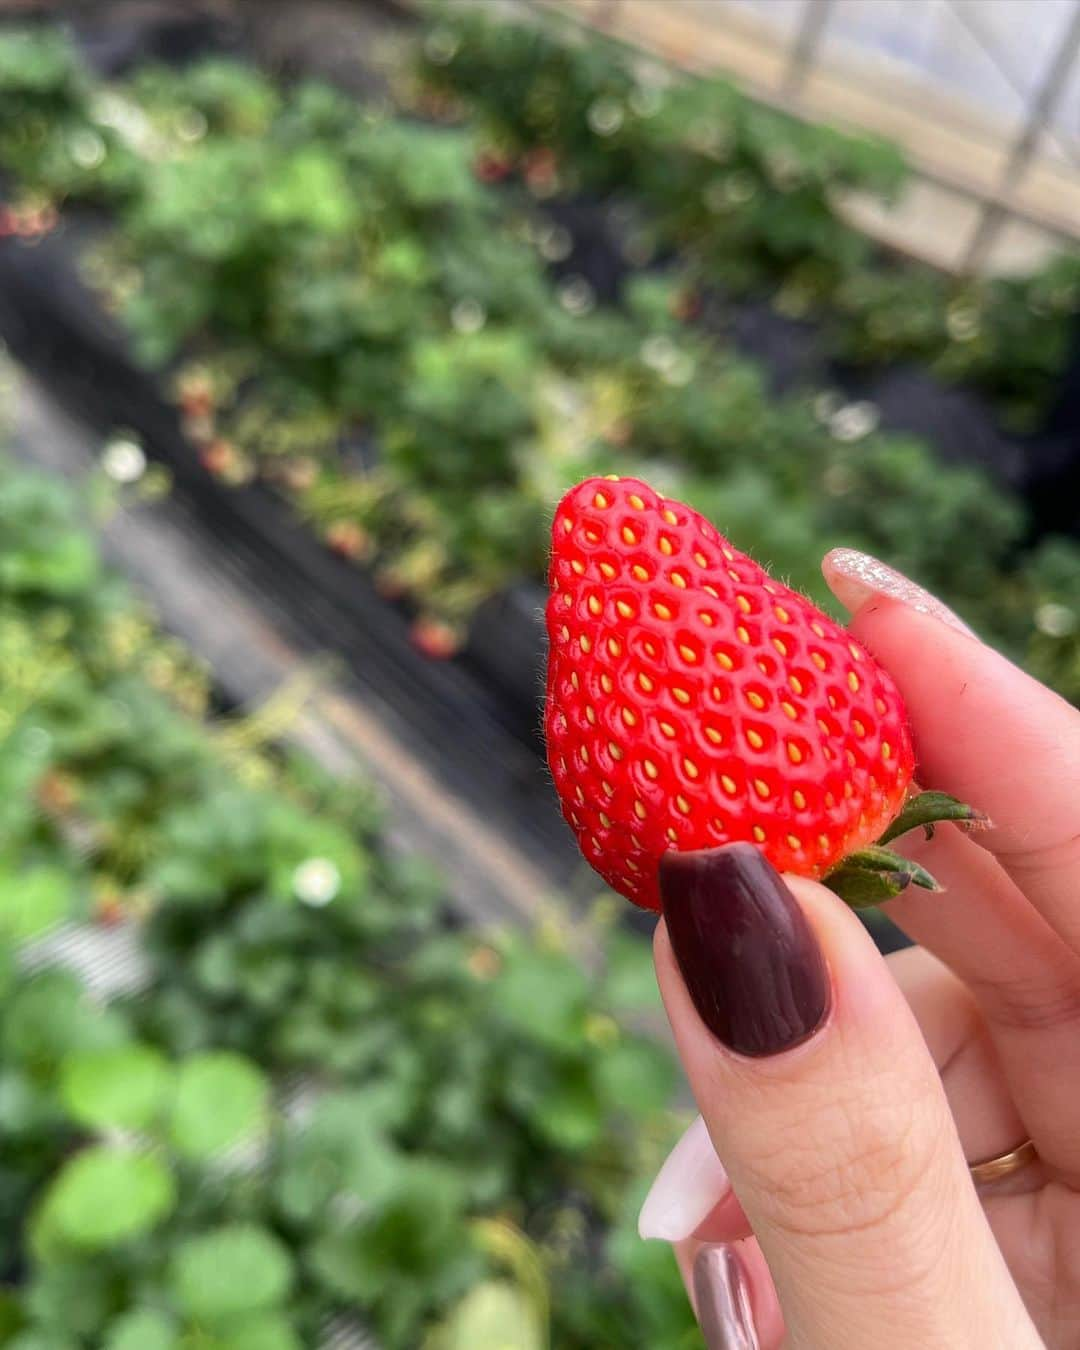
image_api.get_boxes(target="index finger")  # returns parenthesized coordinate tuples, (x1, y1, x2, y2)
(824, 549, 1080, 955)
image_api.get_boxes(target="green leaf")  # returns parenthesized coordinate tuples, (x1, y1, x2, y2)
(186, 1313, 301, 1350)
(103, 1310, 179, 1350)
(878, 790, 988, 845)
(308, 1161, 471, 1301)
(532, 1068, 602, 1151)
(275, 1089, 402, 1224)
(6, 1334, 80, 1350)
(60, 1044, 172, 1132)
(0, 866, 75, 941)
(169, 1225, 294, 1323)
(259, 150, 352, 233)
(593, 1038, 676, 1116)
(33, 1146, 175, 1252)
(2, 969, 128, 1069)
(840, 847, 941, 891)
(426, 1280, 544, 1350)
(602, 932, 662, 1012)
(169, 1052, 269, 1160)
(823, 865, 913, 908)
(826, 842, 947, 907)
(0, 1289, 24, 1340)
(491, 944, 588, 1051)
(23, 1251, 115, 1335)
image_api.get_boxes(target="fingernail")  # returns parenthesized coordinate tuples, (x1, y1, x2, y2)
(822, 548, 975, 637)
(660, 843, 829, 1057)
(694, 1244, 759, 1350)
(638, 1114, 729, 1241)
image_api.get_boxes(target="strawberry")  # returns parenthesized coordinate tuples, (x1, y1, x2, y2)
(324, 519, 371, 562)
(411, 616, 461, 660)
(545, 475, 977, 911)
(473, 148, 515, 183)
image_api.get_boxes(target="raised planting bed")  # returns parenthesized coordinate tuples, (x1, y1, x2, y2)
(0, 398, 700, 1348)
(417, 2, 1080, 439)
(0, 218, 607, 914)
(0, 16, 1078, 725)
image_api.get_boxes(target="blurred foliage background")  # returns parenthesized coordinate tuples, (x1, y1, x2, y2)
(0, 1, 1078, 1345)
(2, 7, 1079, 690)
(0, 431, 693, 1347)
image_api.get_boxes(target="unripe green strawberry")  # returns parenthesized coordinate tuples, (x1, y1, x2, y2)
(544, 475, 923, 911)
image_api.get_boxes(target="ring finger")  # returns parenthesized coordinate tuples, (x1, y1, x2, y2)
(888, 825, 1080, 1177)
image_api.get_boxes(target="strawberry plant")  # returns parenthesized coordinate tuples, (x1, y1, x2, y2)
(0, 24, 1077, 705)
(0, 427, 699, 1346)
(415, 2, 1078, 428)
(0, 27, 139, 205)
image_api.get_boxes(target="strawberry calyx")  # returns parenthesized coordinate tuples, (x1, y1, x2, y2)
(824, 790, 987, 908)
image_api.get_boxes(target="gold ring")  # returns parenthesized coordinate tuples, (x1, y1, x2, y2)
(969, 1138, 1038, 1184)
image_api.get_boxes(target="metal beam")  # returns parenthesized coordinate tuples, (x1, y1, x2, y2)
(783, 0, 833, 98)
(962, 0, 1080, 270)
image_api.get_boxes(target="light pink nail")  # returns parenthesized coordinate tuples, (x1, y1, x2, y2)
(694, 1244, 760, 1350)
(638, 1115, 729, 1241)
(822, 548, 976, 637)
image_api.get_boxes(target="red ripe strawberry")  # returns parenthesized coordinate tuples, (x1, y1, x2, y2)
(411, 616, 461, 661)
(544, 475, 924, 912)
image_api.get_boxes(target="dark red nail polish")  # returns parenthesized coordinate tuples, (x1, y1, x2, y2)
(659, 843, 830, 1057)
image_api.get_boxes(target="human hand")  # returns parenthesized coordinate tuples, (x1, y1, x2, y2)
(639, 548, 1080, 1348)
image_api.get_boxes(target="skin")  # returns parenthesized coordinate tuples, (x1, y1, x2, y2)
(654, 579, 1080, 1348)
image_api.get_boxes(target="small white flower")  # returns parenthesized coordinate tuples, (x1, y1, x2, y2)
(558, 276, 595, 316)
(765, 149, 804, 191)
(424, 28, 459, 65)
(946, 302, 980, 342)
(813, 391, 842, 422)
(725, 169, 755, 202)
(705, 171, 754, 211)
(587, 97, 624, 137)
(537, 224, 573, 262)
(175, 108, 208, 143)
(293, 858, 341, 907)
(90, 92, 158, 156)
(828, 401, 880, 442)
(1035, 602, 1076, 638)
(628, 84, 663, 118)
(451, 297, 486, 334)
(640, 334, 678, 373)
(101, 437, 147, 484)
(662, 354, 696, 387)
(68, 128, 105, 169)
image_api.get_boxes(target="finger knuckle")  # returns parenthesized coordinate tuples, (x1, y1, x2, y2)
(973, 968, 1080, 1036)
(738, 1074, 946, 1245)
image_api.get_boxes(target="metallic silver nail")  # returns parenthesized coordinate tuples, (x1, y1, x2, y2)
(823, 548, 975, 637)
(693, 1244, 759, 1350)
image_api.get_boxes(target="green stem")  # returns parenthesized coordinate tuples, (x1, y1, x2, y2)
(825, 790, 987, 909)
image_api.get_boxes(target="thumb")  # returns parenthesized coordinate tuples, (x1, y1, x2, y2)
(654, 843, 1038, 1350)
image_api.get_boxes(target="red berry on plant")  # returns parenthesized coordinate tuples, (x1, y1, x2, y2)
(199, 438, 236, 477)
(411, 617, 461, 660)
(671, 288, 703, 323)
(324, 519, 370, 561)
(544, 475, 976, 911)
(473, 148, 514, 183)
(523, 146, 559, 192)
(94, 893, 126, 928)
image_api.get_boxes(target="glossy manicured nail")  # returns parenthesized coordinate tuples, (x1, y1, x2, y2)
(822, 547, 976, 637)
(694, 1244, 759, 1350)
(638, 1114, 729, 1241)
(660, 843, 829, 1057)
